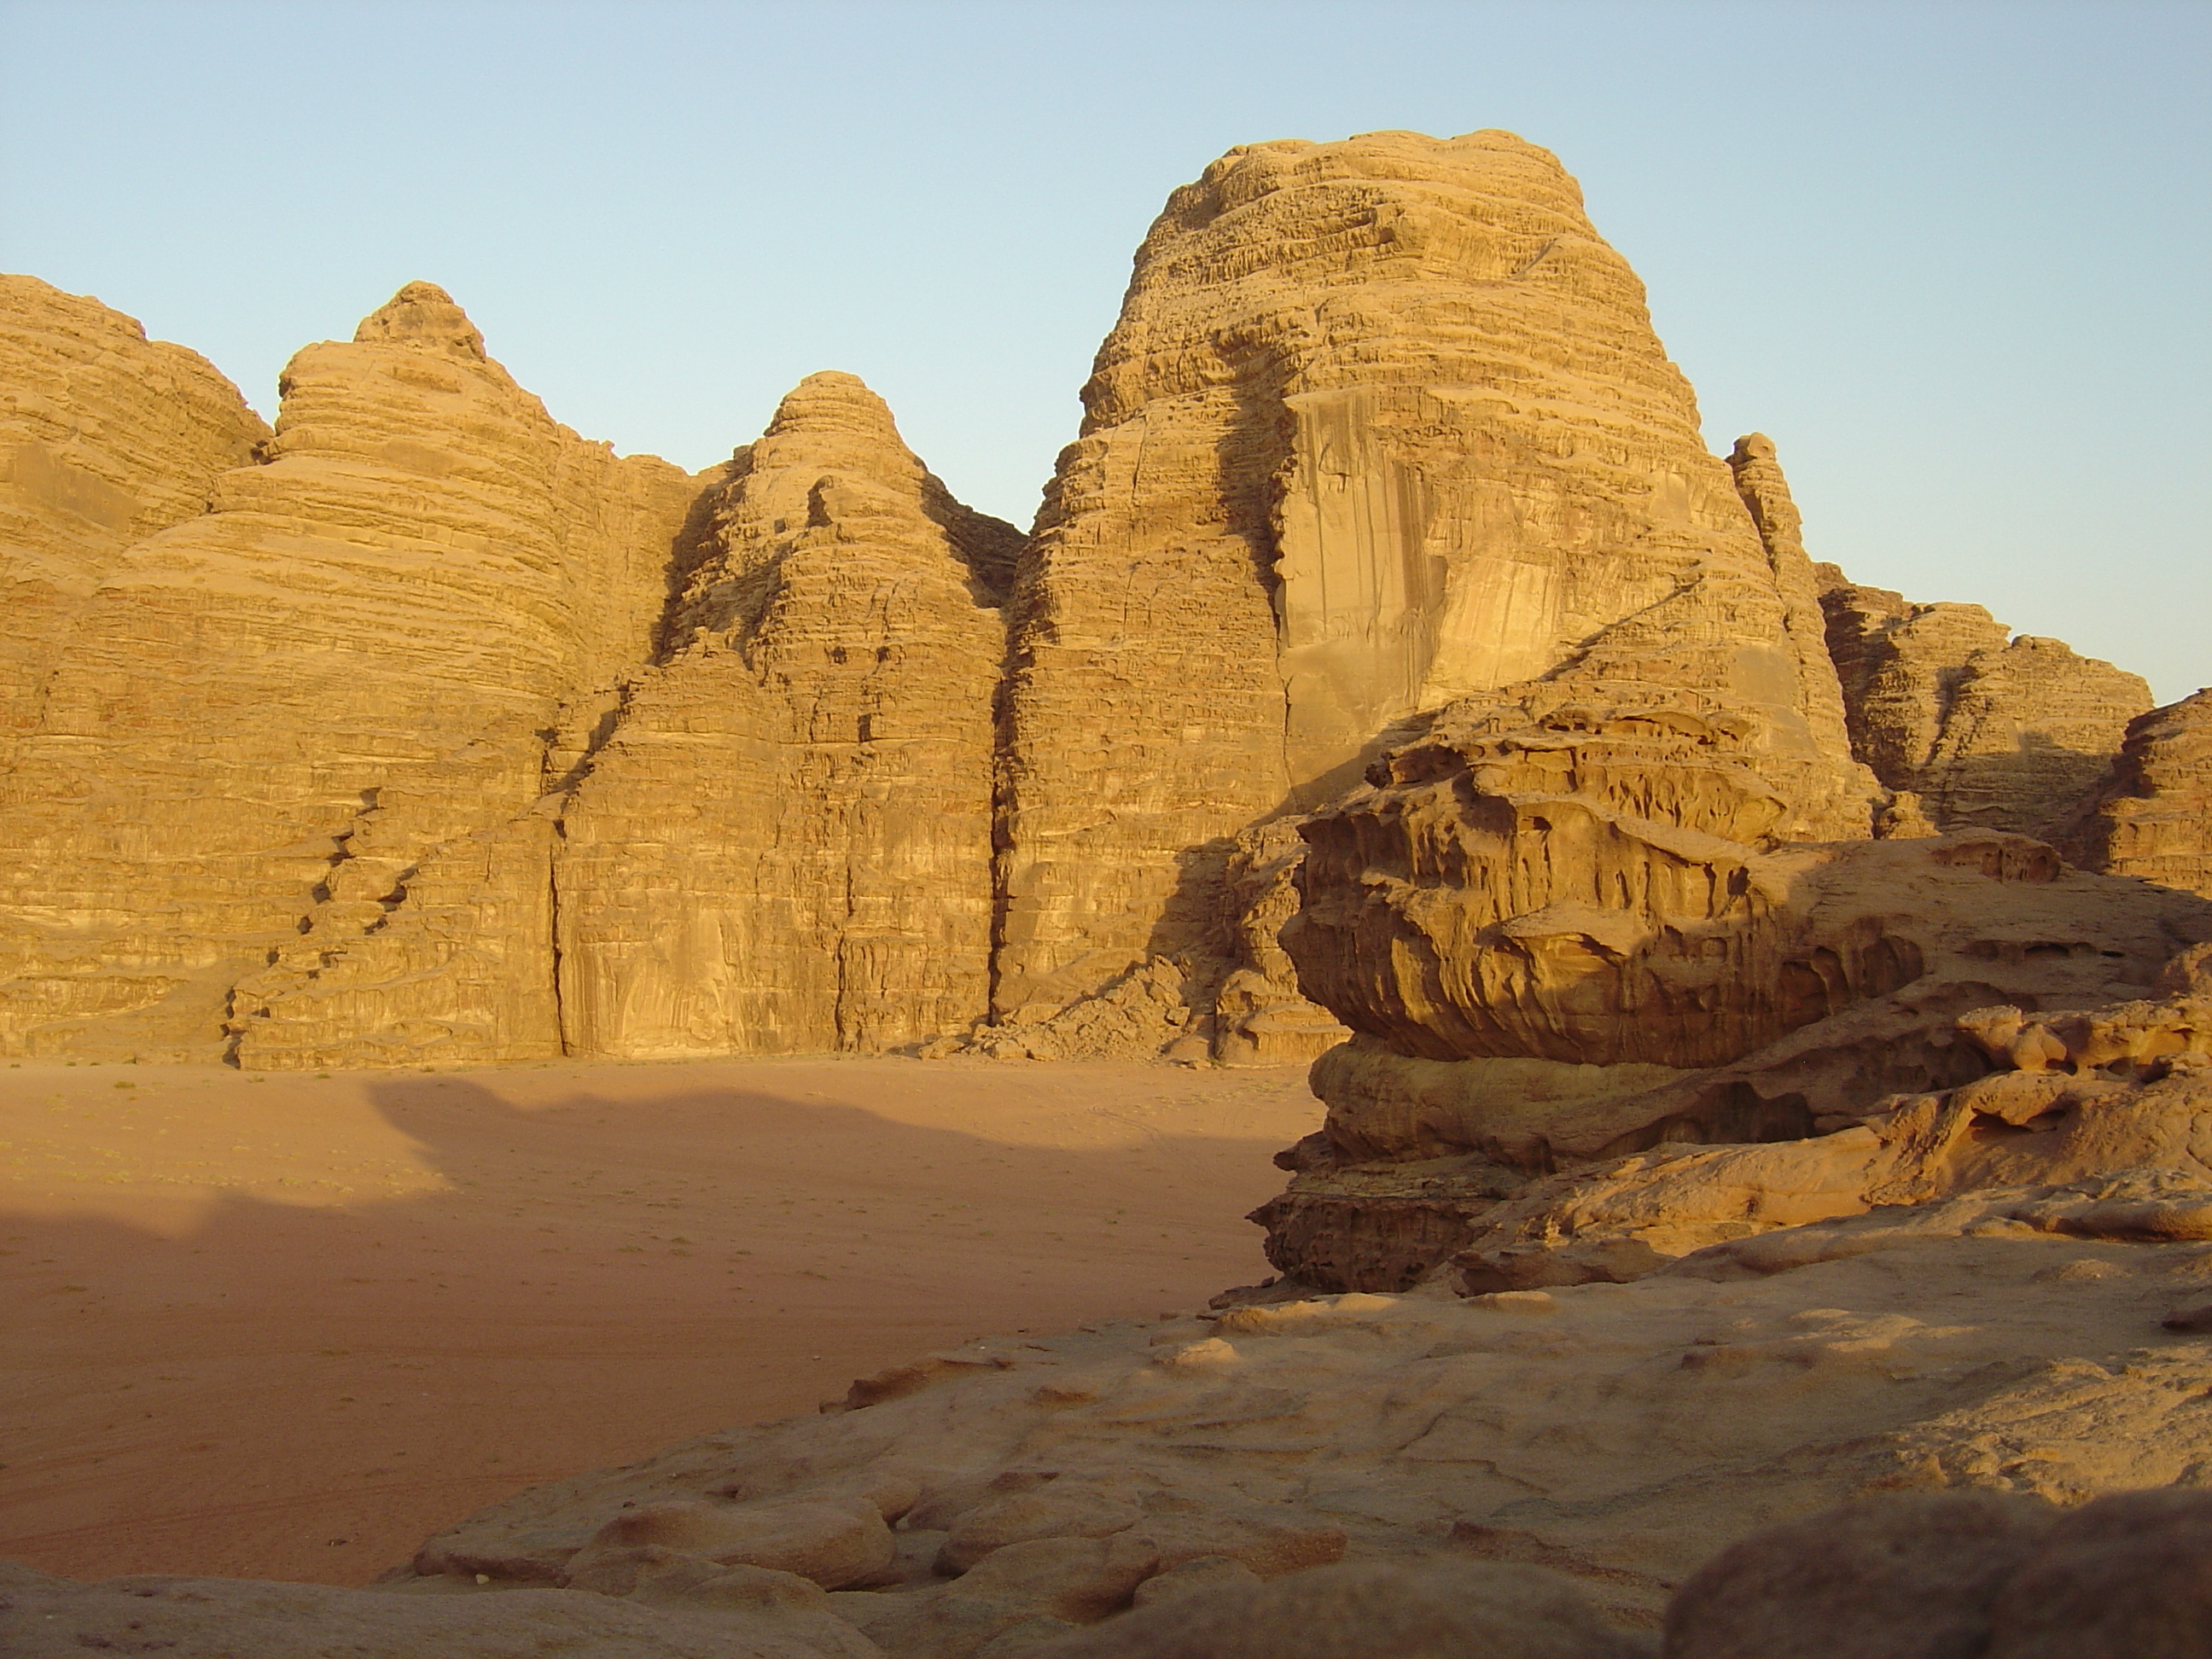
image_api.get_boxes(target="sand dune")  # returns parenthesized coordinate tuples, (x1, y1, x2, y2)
(0, 1055, 1320, 1585)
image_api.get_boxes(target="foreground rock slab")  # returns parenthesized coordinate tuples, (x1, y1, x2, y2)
(382, 1200, 2212, 1648)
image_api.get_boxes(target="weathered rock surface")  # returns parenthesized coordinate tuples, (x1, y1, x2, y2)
(0, 1556, 880, 1659)
(0, 288, 1018, 1065)
(272, 1201, 2209, 1655)
(0, 282, 705, 1062)
(0, 275, 270, 773)
(554, 373, 1013, 1057)
(1813, 564, 2152, 840)
(1266, 801, 2212, 1290)
(2058, 689, 2212, 901)
(995, 129, 1871, 1052)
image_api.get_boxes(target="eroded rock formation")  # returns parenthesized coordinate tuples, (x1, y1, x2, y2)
(2058, 689, 2212, 900)
(1256, 664, 2212, 1289)
(996, 130, 1872, 1057)
(1812, 565, 2151, 840)
(554, 373, 1014, 1057)
(0, 275, 270, 772)
(0, 125, 2196, 1079)
(0, 282, 703, 1062)
(0, 286, 1018, 1066)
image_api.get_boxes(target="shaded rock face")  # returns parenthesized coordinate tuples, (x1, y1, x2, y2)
(996, 129, 1870, 1038)
(0, 275, 270, 772)
(2058, 689, 2212, 901)
(554, 374, 1011, 1057)
(1811, 564, 2151, 840)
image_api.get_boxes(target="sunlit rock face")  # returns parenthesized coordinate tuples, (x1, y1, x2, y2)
(995, 129, 1870, 1042)
(1812, 563, 2152, 841)
(0, 274, 271, 774)
(553, 372, 1016, 1058)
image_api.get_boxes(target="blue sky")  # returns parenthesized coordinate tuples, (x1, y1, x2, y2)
(3, 0, 2205, 701)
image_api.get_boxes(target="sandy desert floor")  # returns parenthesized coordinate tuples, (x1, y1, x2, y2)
(0, 1053, 1322, 1587)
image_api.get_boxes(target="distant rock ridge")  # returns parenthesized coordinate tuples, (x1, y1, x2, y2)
(1811, 562, 2152, 840)
(0, 127, 2198, 1071)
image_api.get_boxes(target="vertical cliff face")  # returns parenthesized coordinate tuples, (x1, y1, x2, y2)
(997, 130, 1869, 1033)
(1812, 566, 2151, 839)
(2058, 689, 2212, 899)
(0, 276, 271, 772)
(0, 283, 702, 1062)
(553, 373, 1012, 1057)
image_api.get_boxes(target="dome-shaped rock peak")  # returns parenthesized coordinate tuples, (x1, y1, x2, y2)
(352, 280, 487, 359)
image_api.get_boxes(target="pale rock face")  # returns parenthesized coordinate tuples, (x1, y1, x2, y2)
(1812, 566, 2151, 839)
(0, 275, 270, 772)
(553, 373, 1013, 1057)
(0, 282, 702, 1062)
(998, 129, 1867, 1031)
(2057, 689, 2212, 900)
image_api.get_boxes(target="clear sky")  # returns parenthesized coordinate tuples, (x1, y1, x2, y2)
(3, 0, 2205, 701)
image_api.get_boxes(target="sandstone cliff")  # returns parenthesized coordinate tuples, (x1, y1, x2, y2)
(0, 276, 269, 773)
(997, 131, 1873, 1058)
(1812, 564, 2151, 839)
(554, 373, 1014, 1057)
(0, 282, 702, 1062)
(2057, 689, 2212, 900)
(2, 131, 2193, 1074)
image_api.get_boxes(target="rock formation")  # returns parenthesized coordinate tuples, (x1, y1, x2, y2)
(0, 284, 1020, 1065)
(26, 1185, 2212, 1654)
(995, 129, 1873, 1060)
(2058, 689, 2212, 900)
(554, 373, 1014, 1057)
(1258, 669, 2212, 1289)
(1812, 565, 2151, 840)
(7, 127, 2190, 1071)
(0, 282, 701, 1062)
(0, 275, 269, 773)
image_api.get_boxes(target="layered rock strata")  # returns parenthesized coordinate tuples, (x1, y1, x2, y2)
(1255, 670, 2212, 1289)
(554, 374, 1014, 1057)
(1813, 567, 2151, 839)
(0, 282, 706, 1062)
(2058, 689, 2212, 900)
(996, 129, 1873, 1051)
(0, 279, 1026, 1066)
(0, 275, 270, 772)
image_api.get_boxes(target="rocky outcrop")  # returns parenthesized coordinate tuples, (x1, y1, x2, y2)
(554, 374, 1014, 1057)
(20, 1490, 2212, 1656)
(995, 130, 1871, 1048)
(1256, 661, 2212, 1288)
(0, 130, 2190, 1072)
(0, 275, 270, 772)
(2058, 689, 2212, 900)
(1812, 566, 2151, 839)
(0, 283, 704, 1062)
(258, 1203, 2212, 1649)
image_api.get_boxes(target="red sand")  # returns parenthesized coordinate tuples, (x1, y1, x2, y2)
(0, 1054, 1321, 1586)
